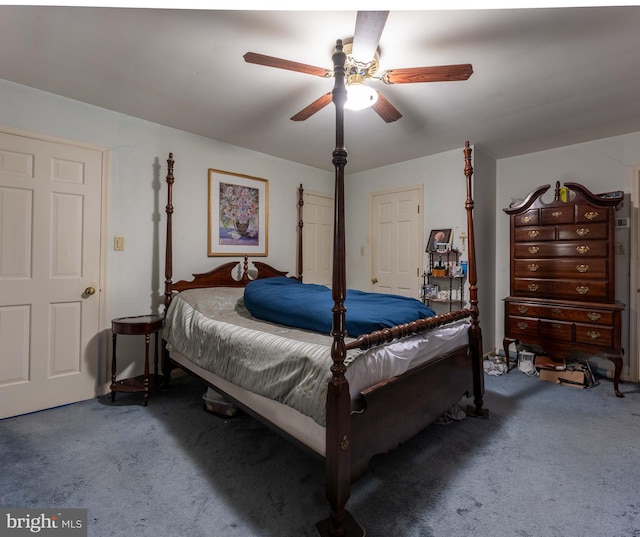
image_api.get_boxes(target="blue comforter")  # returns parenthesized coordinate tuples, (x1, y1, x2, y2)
(243, 277, 435, 337)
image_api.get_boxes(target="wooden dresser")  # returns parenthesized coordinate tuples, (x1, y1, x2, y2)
(502, 181, 625, 397)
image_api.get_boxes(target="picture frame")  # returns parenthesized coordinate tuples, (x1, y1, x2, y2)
(421, 283, 439, 299)
(426, 228, 452, 252)
(208, 169, 268, 257)
(452, 264, 465, 278)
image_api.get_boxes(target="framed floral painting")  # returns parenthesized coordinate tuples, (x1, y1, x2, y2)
(208, 169, 268, 256)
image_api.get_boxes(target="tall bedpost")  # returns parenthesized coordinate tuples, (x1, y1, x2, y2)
(316, 39, 363, 537)
(297, 184, 304, 281)
(463, 142, 486, 416)
(164, 153, 175, 309)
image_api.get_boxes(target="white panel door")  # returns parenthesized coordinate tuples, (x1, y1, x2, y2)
(303, 191, 333, 286)
(0, 131, 104, 419)
(370, 185, 423, 297)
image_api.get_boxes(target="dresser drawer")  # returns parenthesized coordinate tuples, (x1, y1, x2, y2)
(575, 324, 613, 348)
(513, 278, 609, 301)
(539, 319, 573, 342)
(556, 222, 608, 241)
(576, 205, 609, 223)
(541, 206, 574, 225)
(513, 258, 607, 279)
(514, 241, 607, 258)
(505, 315, 538, 338)
(514, 227, 555, 242)
(513, 209, 539, 227)
(506, 302, 614, 325)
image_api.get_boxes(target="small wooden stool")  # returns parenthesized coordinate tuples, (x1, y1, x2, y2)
(111, 314, 163, 406)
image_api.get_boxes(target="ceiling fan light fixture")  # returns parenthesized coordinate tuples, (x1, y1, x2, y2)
(345, 74, 378, 111)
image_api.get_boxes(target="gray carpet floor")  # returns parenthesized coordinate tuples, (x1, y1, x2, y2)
(1, 368, 639, 537)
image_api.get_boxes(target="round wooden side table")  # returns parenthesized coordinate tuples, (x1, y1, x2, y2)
(111, 314, 163, 406)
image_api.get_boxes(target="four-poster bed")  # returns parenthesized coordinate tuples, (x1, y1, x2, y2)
(161, 40, 485, 537)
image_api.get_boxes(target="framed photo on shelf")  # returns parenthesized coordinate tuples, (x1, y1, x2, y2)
(421, 284, 439, 300)
(208, 169, 268, 257)
(426, 228, 452, 252)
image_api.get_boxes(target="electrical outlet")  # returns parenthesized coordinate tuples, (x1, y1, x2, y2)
(615, 242, 625, 255)
(114, 236, 125, 251)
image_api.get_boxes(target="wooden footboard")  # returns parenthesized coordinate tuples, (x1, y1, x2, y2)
(350, 345, 472, 480)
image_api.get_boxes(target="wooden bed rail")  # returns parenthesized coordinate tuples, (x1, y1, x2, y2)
(345, 309, 472, 351)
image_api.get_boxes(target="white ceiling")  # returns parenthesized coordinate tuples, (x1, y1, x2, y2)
(1, 6, 640, 173)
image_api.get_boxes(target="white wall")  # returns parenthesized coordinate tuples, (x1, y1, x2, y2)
(3, 76, 637, 382)
(345, 144, 497, 355)
(472, 148, 497, 355)
(0, 78, 332, 381)
(346, 147, 469, 289)
(496, 132, 640, 378)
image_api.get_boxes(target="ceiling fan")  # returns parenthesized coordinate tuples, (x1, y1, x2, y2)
(243, 11, 473, 123)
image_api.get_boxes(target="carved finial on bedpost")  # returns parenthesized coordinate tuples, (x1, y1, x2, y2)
(298, 184, 304, 282)
(463, 142, 486, 417)
(164, 153, 175, 309)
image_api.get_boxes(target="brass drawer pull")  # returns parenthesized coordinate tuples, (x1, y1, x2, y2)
(587, 312, 602, 321)
(528, 230, 539, 239)
(518, 322, 528, 330)
(576, 286, 590, 295)
(552, 323, 562, 329)
(521, 215, 532, 224)
(587, 330, 601, 340)
(517, 305, 528, 314)
(552, 308, 562, 314)
(576, 228, 590, 237)
(551, 211, 562, 218)
(528, 283, 539, 292)
(576, 264, 589, 273)
(576, 245, 590, 254)
(528, 264, 539, 272)
(584, 211, 599, 220)
(528, 246, 540, 254)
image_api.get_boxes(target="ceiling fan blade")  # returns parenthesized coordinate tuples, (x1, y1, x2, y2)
(290, 92, 333, 121)
(381, 64, 473, 85)
(244, 52, 332, 78)
(372, 92, 402, 123)
(351, 11, 389, 63)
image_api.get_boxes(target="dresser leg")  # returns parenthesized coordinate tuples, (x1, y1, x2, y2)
(503, 337, 517, 372)
(605, 354, 624, 398)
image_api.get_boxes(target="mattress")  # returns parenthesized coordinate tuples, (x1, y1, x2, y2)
(163, 287, 470, 427)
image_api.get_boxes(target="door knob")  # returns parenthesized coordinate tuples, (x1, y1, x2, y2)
(84, 286, 96, 296)
(371, 278, 378, 284)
